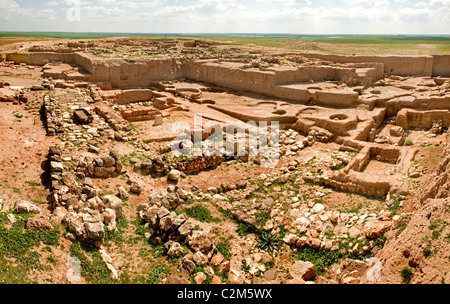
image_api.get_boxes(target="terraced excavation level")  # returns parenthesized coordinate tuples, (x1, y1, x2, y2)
(0, 37, 449, 285)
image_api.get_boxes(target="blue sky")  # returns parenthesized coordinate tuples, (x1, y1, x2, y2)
(0, 0, 449, 34)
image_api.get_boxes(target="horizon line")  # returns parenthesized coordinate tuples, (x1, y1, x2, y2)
(1, 31, 450, 36)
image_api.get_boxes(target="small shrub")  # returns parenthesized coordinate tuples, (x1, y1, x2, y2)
(404, 140, 413, 146)
(25, 181, 42, 187)
(423, 245, 433, 257)
(183, 206, 219, 223)
(216, 241, 231, 260)
(331, 163, 347, 171)
(254, 211, 271, 227)
(400, 267, 413, 284)
(257, 231, 280, 252)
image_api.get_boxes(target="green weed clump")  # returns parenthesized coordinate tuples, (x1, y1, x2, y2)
(401, 267, 413, 284)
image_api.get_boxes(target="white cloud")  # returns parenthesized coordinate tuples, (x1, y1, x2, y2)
(429, 0, 450, 6)
(275, 0, 312, 6)
(414, 1, 428, 7)
(0, 0, 448, 34)
(345, 0, 370, 5)
(0, 0, 32, 20)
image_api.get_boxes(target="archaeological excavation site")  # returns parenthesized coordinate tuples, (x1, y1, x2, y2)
(0, 37, 449, 285)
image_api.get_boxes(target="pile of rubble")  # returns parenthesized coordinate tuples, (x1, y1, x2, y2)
(217, 170, 399, 256)
(429, 120, 444, 135)
(47, 145, 124, 247)
(138, 193, 230, 282)
(0, 86, 27, 103)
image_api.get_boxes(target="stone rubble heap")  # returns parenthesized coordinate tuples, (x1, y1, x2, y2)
(216, 169, 400, 256)
(47, 145, 124, 247)
(138, 194, 230, 283)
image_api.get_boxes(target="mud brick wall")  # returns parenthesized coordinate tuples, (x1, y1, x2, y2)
(121, 106, 162, 122)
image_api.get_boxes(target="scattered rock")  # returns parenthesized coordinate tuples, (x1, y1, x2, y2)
(25, 216, 54, 231)
(195, 272, 207, 284)
(7, 213, 16, 224)
(210, 252, 224, 266)
(129, 181, 143, 194)
(84, 221, 105, 242)
(263, 269, 278, 281)
(179, 257, 195, 274)
(166, 241, 184, 257)
(363, 221, 392, 239)
(193, 251, 209, 265)
(288, 261, 317, 281)
(211, 275, 222, 284)
(103, 195, 123, 218)
(14, 200, 40, 214)
(168, 169, 181, 181)
(188, 232, 213, 253)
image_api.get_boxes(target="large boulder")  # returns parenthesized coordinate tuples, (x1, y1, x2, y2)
(159, 211, 176, 231)
(129, 181, 143, 195)
(178, 220, 194, 238)
(288, 261, 317, 281)
(61, 171, 79, 190)
(102, 156, 116, 167)
(165, 241, 184, 257)
(193, 251, 209, 265)
(63, 212, 85, 237)
(363, 221, 392, 239)
(103, 208, 116, 225)
(168, 169, 181, 181)
(140, 206, 159, 225)
(103, 195, 123, 218)
(14, 200, 40, 213)
(84, 221, 105, 241)
(188, 232, 213, 254)
(50, 161, 64, 172)
(179, 257, 195, 274)
(25, 216, 53, 231)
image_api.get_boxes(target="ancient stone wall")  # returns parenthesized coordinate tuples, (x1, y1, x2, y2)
(76, 151, 123, 179)
(5, 52, 75, 66)
(174, 155, 225, 174)
(396, 108, 450, 130)
(432, 55, 450, 77)
(102, 89, 154, 105)
(301, 53, 436, 77)
(90, 58, 182, 88)
(121, 106, 162, 122)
